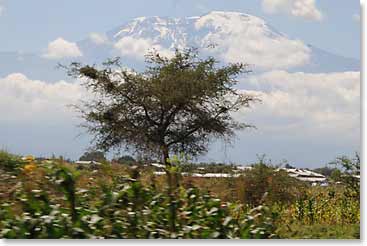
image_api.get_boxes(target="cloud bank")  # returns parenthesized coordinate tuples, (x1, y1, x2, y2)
(205, 69, 360, 167)
(0, 73, 85, 123)
(241, 70, 360, 140)
(0, 73, 90, 158)
(43, 38, 83, 59)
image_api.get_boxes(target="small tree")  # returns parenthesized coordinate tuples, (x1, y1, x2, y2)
(238, 163, 305, 206)
(66, 48, 258, 166)
(284, 163, 295, 169)
(330, 153, 360, 176)
(79, 150, 106, 163)
(330, 169, 342, 182)
(329, 153, 360, 198)
(313, 166, 338, 177)
(113, 155, 136, 165)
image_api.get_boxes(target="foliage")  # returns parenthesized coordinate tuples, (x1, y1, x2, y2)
(330, 153, 360, 175)
(0, 156, 276, 239)
(0, 150, 24, 173)
(0, 152, 360, 239)
(180, 162, 237, 174)
(274, 186, 359, 239)
(276, 223, 360, 239)
(237, 163, 306, 206)
(112, 155, 136, 165)
(312, 166, 338, 177)
(329, 153, 360, 199)
(284, 163, 295, 169)
(79, 151, 107, 163)
(330, 169, 342, 182)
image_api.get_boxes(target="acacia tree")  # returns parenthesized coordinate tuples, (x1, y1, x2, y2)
(65, 49, 258, 166)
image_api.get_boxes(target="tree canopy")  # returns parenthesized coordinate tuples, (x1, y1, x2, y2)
(79, 150, 106, 162)
(66, 48, 258, 165)
(112, 155, 136, 165)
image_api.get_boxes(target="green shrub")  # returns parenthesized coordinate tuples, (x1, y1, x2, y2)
(238, 164, 305, 206)
(0, 151, 24, 173)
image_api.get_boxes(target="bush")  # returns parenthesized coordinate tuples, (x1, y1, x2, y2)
(0, 151, 24, 173)
(237, 164, 306, 206)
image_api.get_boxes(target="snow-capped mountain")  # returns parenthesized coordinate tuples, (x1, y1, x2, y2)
(80, 11, 359, 72)
(0, 11, 359, 81)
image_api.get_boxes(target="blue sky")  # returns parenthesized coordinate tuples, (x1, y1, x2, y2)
(0, 0, 361, 168)
(0, 0, 360, 58)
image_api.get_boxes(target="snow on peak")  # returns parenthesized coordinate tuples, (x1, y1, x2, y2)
(107, 11, 311, 70)
(200, 10, 262, 21)
(195, 11, 275, 36)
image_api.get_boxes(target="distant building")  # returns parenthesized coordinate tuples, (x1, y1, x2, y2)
(153, 171, 240, 178)
(352, 175, 360, 180)
(152, 164, 328, 183)
(235, 166, 253, 171)
(278, 168, 326, 183)
(150, 163, 165, 169)
(75, 160, 102, 166)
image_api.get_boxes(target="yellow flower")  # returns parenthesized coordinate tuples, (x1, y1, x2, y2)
(24, 155, 35, 162)
(24, 163, 37, 172)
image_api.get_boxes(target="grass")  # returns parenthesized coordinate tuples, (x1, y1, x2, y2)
(276, 223, 360, 239)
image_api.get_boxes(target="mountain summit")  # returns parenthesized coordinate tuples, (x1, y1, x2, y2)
(84, 11, 312, 71)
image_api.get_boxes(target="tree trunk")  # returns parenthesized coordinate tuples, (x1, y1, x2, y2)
(161, 145, 177, 234)
(162, 145, 170, 166)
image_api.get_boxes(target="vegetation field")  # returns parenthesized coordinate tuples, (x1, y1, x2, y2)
(0, 151, 360, 239)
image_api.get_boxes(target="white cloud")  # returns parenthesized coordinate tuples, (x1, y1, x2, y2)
(0, 73, 86, 123)
(239, 70, 360, 139)
(114, 36, 174, 60)
(262, 0, 323, 21)
(196, 12, 311, 70)
(353, 14, 360, 22)
(0, 73, 91, 158)
(89, 32, 109, 45)
(43, 38, 83, 59)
